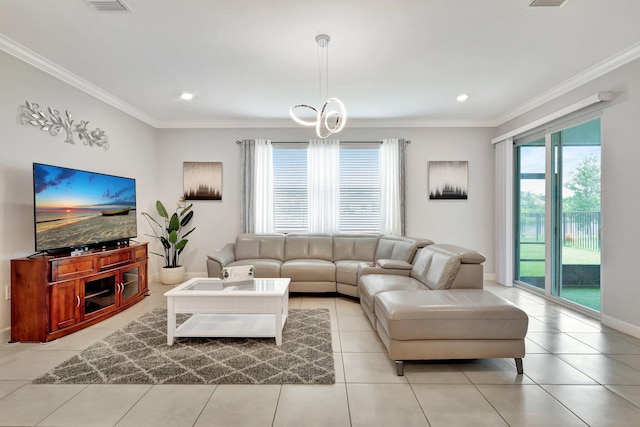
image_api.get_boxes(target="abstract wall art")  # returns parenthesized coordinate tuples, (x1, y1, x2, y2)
(183, 162, 222, 201)
(428, 161, 468, 200)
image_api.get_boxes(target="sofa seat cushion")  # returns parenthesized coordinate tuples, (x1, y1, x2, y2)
(227, 259, 281, 278)
(375, 289, 529, 341)
(335, 260, 368, 287)
(281, 259, 336, 282)
(358, 274, 426, 320)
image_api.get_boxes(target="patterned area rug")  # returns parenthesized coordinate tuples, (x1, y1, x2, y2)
(34, 308, 334, 385)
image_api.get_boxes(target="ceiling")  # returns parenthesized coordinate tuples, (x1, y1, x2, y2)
(2, 0, 640, 128)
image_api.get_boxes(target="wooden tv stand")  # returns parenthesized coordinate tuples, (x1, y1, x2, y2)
(10, 242, 148, 342)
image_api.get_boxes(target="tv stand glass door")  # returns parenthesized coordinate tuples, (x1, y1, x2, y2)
(120, 265, 141, 305)
(83, 272, 117, 317)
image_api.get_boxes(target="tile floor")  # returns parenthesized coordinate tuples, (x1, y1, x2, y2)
(2, 281, 640, 426)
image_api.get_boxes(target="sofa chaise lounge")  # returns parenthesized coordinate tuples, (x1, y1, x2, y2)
(357, 243, 529, 375)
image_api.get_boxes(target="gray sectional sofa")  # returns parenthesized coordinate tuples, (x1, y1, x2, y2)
(207, 233, 528, 375)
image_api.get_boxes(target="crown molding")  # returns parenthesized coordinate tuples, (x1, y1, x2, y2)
(157, 118, 496, 129)
(157, 119, 297, 129)
(334, 118, 496, 128)
(495, 41, 640, 126)
(0, 34, 158, 127)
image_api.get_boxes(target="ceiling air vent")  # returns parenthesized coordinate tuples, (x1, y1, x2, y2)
(528, 0, 568, 6)
(83, 0, 131, 12)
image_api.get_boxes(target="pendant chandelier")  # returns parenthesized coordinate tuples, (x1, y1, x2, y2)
(290, 34, 347, 139)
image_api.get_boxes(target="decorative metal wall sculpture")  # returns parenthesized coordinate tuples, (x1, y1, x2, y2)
(18, 101, 109, 150)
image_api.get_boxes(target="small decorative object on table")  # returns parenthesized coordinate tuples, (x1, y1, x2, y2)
(220, 265, 255, 285)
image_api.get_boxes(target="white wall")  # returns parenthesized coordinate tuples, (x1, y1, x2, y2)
(156, 126, 496, 277)
(495, 56, 640, 336)
(0, 51, 157, 335)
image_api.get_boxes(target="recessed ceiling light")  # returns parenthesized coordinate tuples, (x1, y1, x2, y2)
(456, 93, 469, 102)
(180, 93, 194, 100)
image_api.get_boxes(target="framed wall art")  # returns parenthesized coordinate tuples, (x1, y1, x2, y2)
(428, 161, 468, 200)
(183, 161, 222, 201)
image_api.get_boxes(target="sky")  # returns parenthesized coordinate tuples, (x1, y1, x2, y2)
(34, 163, 136, 211)
(520, 146, 601, 197)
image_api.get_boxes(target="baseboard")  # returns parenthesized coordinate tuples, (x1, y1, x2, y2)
(484, 273, 497, 281)
(0, 327, 10, 343)
(149, 271, 207, 284)
(601, 314, 640, 340)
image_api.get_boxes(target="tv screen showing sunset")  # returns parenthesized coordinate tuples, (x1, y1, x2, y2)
(33, 163, 137, 252)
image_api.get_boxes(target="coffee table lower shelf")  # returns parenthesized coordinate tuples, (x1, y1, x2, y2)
(170, 313, 288, 345)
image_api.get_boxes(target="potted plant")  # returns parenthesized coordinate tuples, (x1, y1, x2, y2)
(142, 200, 196, 285)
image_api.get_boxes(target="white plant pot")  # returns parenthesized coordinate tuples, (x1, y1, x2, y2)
(159, 266, 185, 285)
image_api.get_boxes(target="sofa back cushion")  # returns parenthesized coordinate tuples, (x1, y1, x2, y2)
(285, 234, 333, 261)
(410, 248, 433, 283)
(411, 247, 462, 290)
(333, 234, 380, 261)
(235, 233, 286, 261)
(375, 236, 430, 262)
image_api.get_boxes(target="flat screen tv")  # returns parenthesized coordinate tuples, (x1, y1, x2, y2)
(33, 163, 137, 253)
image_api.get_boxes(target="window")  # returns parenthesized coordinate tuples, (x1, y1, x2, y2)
(272, 143, 380, 233)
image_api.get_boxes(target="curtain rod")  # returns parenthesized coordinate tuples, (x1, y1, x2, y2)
(235, 140, 411, 144)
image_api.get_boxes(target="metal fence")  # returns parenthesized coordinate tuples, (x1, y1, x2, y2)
(519, 211, 600, 251)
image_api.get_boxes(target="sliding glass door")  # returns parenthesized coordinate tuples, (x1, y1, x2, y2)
(551, 119, 601, 310)
(515, 118, 601, 312)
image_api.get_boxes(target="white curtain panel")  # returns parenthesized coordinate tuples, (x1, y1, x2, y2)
(494, 138, 514, 286)
(254, 139, 274, 233)
(240, 139, 255, 233)
(307, 139, 340, 233)
(380, 138, 402, 235)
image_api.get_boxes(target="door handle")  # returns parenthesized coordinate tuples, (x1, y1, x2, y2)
(76, 295, 80, 307)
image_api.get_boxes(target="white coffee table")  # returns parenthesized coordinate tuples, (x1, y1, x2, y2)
(164, 277, 290, 346)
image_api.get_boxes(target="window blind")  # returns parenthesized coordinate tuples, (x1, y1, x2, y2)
(273, 146, 308, 233)
(340, 145, 380, 232)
